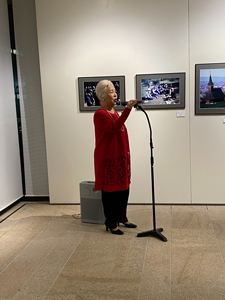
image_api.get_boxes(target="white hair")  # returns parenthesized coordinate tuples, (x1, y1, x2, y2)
(95, 80, 113, 101)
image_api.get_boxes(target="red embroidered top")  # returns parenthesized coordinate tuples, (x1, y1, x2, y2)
(94, 107, 131, 192)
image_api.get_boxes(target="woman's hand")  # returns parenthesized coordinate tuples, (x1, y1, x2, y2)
(126, 100, 138, 109)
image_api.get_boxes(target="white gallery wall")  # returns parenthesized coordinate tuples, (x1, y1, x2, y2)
(0, 0, 23, 211)
(35, 0, 225, 204)
(189, 0, 225, 203)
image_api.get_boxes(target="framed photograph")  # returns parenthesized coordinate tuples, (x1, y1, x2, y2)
(78, 75, 125, 111)
(136, 72, 185, 109)
(195, 63, 225, 115)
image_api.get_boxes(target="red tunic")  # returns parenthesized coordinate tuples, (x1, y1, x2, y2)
(94, 107, 131, 192)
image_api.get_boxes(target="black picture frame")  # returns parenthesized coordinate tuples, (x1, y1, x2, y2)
(195, 63, 225, 115)
(136, 72, 185, 109)
(78, 75, 125, 111)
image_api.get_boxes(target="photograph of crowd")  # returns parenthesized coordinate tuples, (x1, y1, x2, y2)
(141, 78, 180, 105)
(83, 81, 121, 107)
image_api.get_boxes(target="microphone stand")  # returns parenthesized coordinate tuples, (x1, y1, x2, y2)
(135, 104, 167, 242)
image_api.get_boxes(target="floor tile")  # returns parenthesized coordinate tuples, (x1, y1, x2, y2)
(0, 231, 6, 237)
(207, 205, 225, 221)
(12, 233, 84, 300)
(0, 219, 20, 232)
(172, 206, 212, 230)
(171, 284, 225, 300)
(138, 266, 171, 300)
(171, 229, 219, 252)
(0, 229, 39, 273)
(0, 234, 57, 298)
(211, 220, 225, 239)
(172, 250, 224, 285)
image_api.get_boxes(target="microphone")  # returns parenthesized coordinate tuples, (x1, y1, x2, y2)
(120, 100, 142, 106)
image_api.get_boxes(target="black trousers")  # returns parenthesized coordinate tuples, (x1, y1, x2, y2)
(101, 188, 129, 229)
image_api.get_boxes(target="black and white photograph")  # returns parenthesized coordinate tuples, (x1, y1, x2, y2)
(136, 73, 185, 109)
(195, 63, 225, 115)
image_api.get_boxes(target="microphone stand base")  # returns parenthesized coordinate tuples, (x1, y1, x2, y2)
(137, 228, 167, 242)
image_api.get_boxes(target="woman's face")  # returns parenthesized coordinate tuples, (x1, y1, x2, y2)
(103, 83, 117, 108)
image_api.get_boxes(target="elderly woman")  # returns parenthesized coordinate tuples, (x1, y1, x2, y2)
(94, 80, 137, 235)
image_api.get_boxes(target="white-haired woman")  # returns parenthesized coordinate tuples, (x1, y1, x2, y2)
(94, 80, 137, 235)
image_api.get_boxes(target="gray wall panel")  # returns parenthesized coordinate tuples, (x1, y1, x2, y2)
(13, 0, 49, 196)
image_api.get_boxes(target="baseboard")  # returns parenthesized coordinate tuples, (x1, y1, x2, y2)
(0, 196, 24, 217)
(22, 196, 50, 202)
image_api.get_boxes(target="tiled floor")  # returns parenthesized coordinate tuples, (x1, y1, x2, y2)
(0, 202, 225, 299)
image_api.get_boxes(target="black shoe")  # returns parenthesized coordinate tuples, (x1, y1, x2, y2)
(106, 226, 124, 235)
(118, 222, 137, 228)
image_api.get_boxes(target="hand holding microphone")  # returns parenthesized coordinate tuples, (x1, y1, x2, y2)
(126, 100, 137, 109)
(121, 100, 142, 109)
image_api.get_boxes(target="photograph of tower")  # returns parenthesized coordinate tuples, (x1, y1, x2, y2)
(199, 69, 225, 108)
